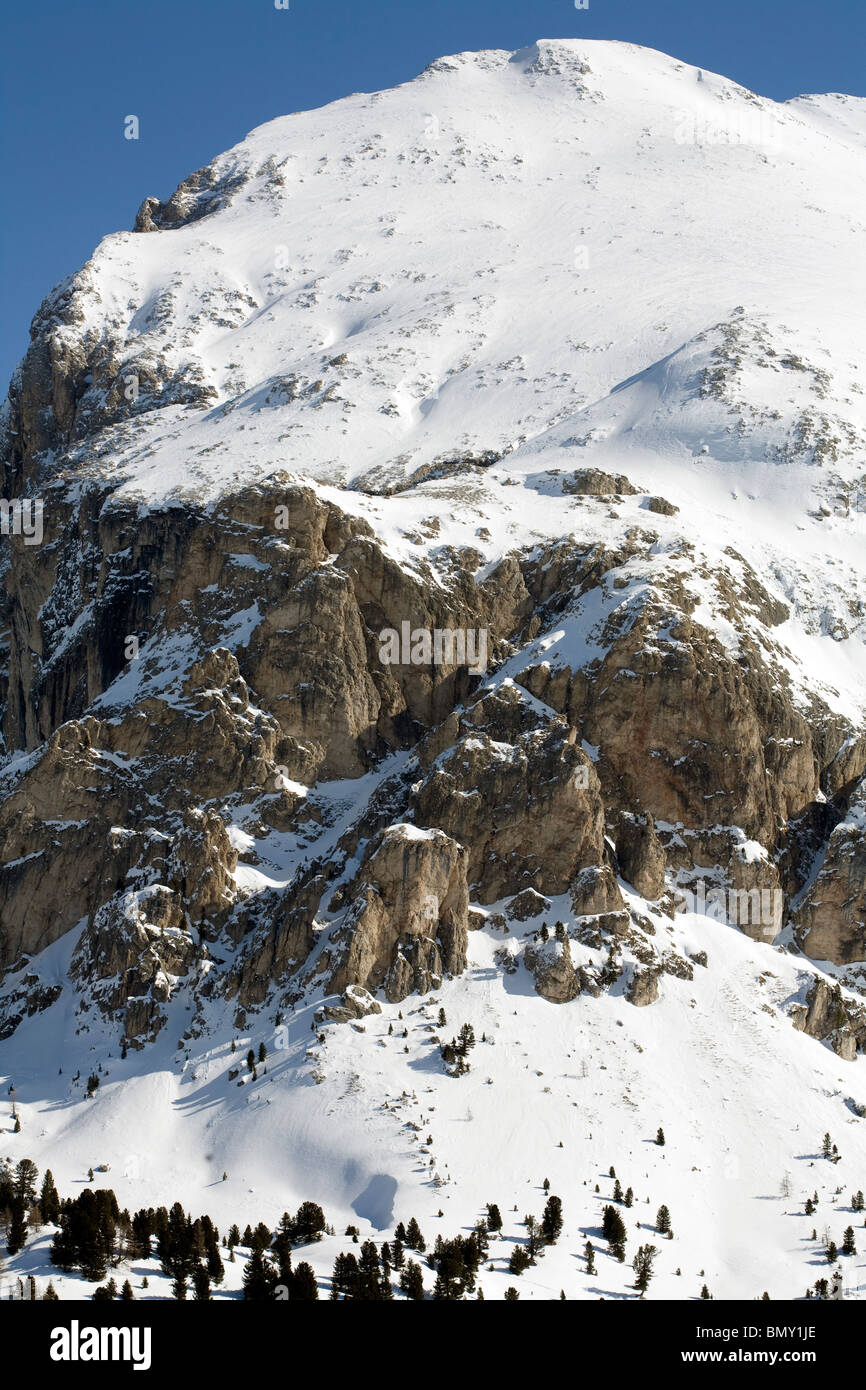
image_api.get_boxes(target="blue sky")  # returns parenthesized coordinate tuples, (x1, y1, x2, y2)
(2, 0, 864, 389)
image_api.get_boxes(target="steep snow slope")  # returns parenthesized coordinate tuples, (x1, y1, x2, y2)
(4, 889, 866, 1301)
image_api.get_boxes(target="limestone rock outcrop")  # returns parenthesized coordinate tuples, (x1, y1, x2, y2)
(328, 824, 469, 1003)
(794, 779, 866, 965)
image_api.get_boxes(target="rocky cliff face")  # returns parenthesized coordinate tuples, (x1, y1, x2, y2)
(1, 38, 864, 1060)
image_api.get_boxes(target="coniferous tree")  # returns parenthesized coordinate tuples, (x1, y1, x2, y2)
(826, 1241, 838, 1263)
(584, 1241, 596, 1274)
(486, 1202, 503, 1233)
(43, 1282, 60, 1301)
(842, 1227, 857, 1256)
(356, 1240, 384, 1300)
(405, 1217, 425, 1252)
(400, 1259, 425, 1300)
(192, 1264, 211, 1300)
(656, 1204, 672, 1235)
(0, 1159, 14, 1209)
(391, 1236, 404, 1268)
(247, 1221, 269, 1253)
(508, 1246, 531, 1276)
(504, 1286, 519, 1300)
(602, 1204, 627, 1257)
(292, 1261, 319, 1300)
(6, 1197, 27, 1256)
(291, 1201, 326, 1244)
(656, 1128, 666, 1146)
(624, 1186, 634, 1208)
(541, 1195, 563, 1244)
(15, 1159, 39, 1205)
(613, 1179, 623, 1203)
(206, 1236, 225, 1286)
(700, 1283, 711, 1299)
(633, 1244, 658, 1294)
(243, 1246, 277, 1300)
(121, 1280, 134, 1301)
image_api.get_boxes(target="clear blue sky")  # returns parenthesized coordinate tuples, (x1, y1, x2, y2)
(2, 0, 864, 391)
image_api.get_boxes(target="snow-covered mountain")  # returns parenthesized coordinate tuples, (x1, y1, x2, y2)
(0, 38, 865, 1302)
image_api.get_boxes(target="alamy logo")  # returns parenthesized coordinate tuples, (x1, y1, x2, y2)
(378, 622, 488, 676)
(674, 109, 779, 148)
(0, 498, 43, 545)
(678, 880, 783, 936)
(50, 1321, 151, 1371)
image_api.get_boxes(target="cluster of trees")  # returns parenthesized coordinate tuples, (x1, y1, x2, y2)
(440, 1023, 476, 1076)
(508, 1195, 563, 1275)
(1, 1160, 60, 1255)
(821, 1133, 841, 1163)
(49, 1190, 121, 1281)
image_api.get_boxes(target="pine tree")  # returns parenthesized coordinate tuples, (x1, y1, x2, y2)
(40, 1169, 60, 1225)
(509, 1246, 531, 1275)
(243, 1246, 277, 1300)
(842, 1227, 857, 1256)
(541, 1195, 563, 1244)
(805, 1197, 815, 1216)
(584, 1241, 596, 1274)
(121, 1280, 134, 1301)
(15, 1159, 39, 1204)
(405, 1216, 425, 1252)
(656, 1204, 672, 1235)
(504, 1286, 520, 1300)
(602, 1204, 627, 1255)
(399, 1259, 425, 1301)
(624, 1186, 634, 1208)
(292, 1261, 319, 1300)
(633, 1243, 658, 1294)
(826, 1241, 838, 1263)
(291, 1201, 326, 1245)
(822, 1133, 833, 1159)
(700, 1283, 711, 1299)
(486, 1203, 502, 1233)
(6, 1197, 27, 1256)
(613, 1178, 623, 1203)
(43, 1282, 60, 1301)
(656, 1127, 666, 1146)
(357, 1240, 384, 1300)
(192, 1264, 211, 1300)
